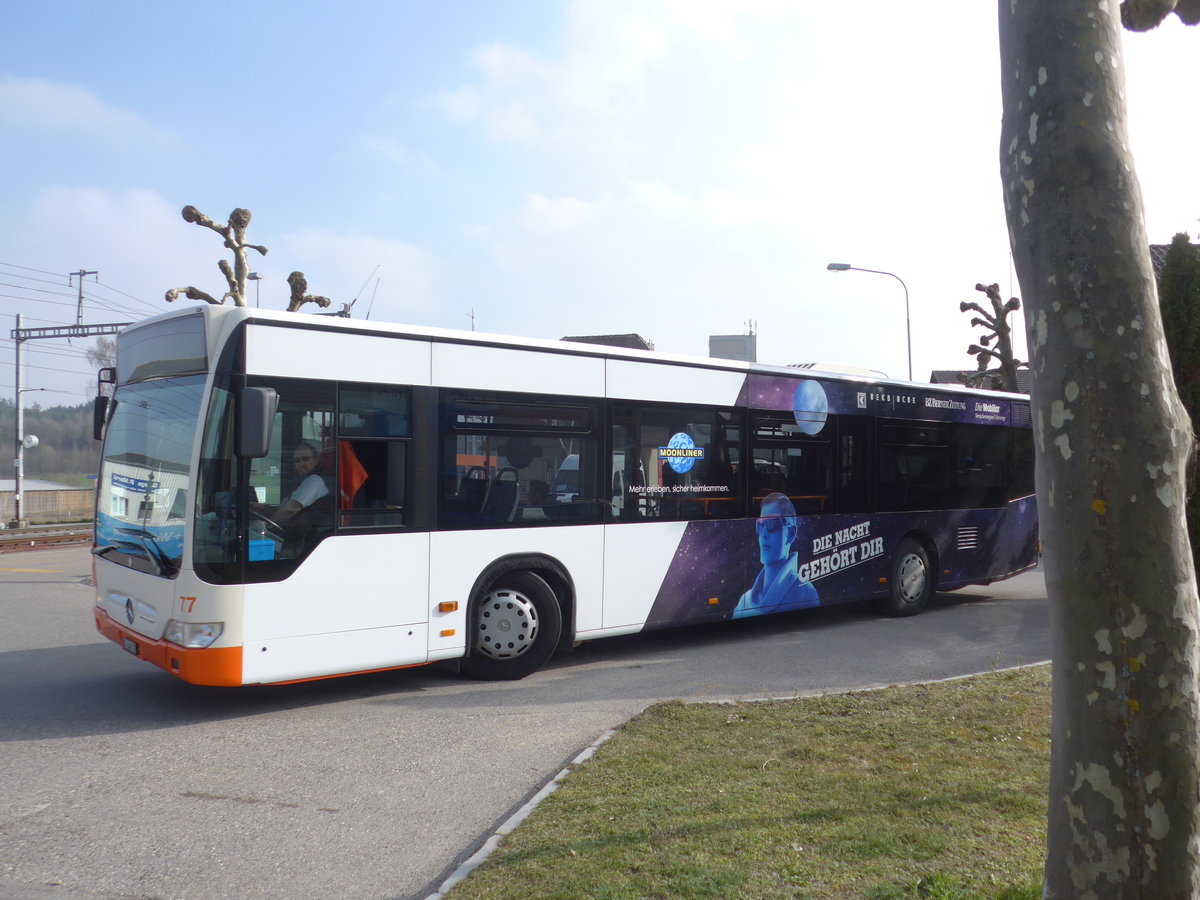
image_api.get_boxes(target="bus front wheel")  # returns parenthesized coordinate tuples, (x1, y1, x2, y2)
(881, 539, 933, 617)
(460, 571, 562, 680)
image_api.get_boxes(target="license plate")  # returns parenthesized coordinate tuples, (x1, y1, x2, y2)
(122, 637, 138, 656)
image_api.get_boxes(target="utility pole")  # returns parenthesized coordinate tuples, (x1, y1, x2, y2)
(70, 269, 98, 325)
(12, 313, 23, 528)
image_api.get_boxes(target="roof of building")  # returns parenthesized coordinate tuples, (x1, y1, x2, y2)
(560, 333, 655, 351)
(1150, 241, 1200, 277)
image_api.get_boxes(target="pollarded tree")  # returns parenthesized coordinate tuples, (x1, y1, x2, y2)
(960, 282, 1026, 392)
(164, 205, 335, 313)
(999, 1, 1199, 896)
(165, 206, 267, 307)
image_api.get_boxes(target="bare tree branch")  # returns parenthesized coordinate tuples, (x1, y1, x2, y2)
(285, 271, 333, 313)
(174, 206, 268, 307)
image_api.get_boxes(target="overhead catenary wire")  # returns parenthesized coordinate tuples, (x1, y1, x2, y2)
(0, 261, 162, 319)
(0, 262, 163, 408)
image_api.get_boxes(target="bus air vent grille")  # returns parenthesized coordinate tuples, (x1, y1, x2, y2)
(957, 527, 980, 551)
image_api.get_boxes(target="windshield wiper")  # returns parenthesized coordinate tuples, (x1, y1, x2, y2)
(106, 527, 179, 577)
(93, 541, 158, 576)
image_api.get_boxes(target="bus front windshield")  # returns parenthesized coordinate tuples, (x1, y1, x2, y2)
(95, 376, 206, 577)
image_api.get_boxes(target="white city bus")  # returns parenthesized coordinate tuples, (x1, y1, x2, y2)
(92, 305, 1038, 686)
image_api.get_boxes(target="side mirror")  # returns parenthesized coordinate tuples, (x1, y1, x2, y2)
(93, 396, 109, 441)
(93, 368, 116, 441)
(237, 387, 278, 459)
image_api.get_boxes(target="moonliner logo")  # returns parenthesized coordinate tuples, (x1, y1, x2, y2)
(659, 433, 704, 474)
(925, 397, 967, 411)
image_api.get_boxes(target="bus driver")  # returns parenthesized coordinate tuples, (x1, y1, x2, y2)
(256, 442, 330, 525)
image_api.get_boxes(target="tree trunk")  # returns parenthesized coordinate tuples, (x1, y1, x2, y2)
(998, 2, 1200, 895)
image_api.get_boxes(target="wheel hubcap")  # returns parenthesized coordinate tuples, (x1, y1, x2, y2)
(477, 588, 539, 660)
(897, 553, 926, 604)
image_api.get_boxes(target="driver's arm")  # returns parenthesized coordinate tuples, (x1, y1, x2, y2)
(273, 499, 304, 523)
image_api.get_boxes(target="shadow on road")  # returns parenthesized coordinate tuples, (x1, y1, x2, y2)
(1, 582, 1041, 742)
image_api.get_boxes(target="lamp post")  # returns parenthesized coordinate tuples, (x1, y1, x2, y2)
(11, 386, 46, 530)
(826, 262, 913, 381)
(248, 272, 263, 308)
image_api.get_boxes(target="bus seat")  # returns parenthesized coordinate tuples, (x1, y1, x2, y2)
(454, 466, 489, 513)
(480, 467, 520, 522)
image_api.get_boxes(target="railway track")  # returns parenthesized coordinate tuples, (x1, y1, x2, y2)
(0, 523, 93, 552)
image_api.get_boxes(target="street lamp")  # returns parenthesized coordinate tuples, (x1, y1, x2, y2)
(11, 386, 46, 529)
(826, 262, 913, 381)
(248, 272, 263, 308)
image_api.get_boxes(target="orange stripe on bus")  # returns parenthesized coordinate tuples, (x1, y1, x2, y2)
(93, 606, 243, 687)
(261, 660, 432, 687)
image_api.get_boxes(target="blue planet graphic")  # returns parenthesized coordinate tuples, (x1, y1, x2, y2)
(665, 432, 699, 474)
(792, 380, 828, 435)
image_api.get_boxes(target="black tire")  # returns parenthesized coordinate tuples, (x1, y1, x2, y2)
(880, 538, 933, 616)
(459, 571, 562, 680)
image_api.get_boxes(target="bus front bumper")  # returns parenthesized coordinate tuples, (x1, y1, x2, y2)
(94, 606, 243, 686)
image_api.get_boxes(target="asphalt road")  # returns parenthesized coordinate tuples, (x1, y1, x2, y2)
(0, 546, 1049, 900)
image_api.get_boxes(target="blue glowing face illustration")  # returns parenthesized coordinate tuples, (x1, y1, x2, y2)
(755, 495, 796, 565)
(793, 380, 829, 435)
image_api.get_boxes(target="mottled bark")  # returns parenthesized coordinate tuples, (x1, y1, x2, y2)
(999, 2, 1200, 896)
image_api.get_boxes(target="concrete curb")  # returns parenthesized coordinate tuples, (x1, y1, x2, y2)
(424, 729, 619, 900)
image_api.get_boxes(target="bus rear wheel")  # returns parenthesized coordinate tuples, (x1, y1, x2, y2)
(880, 538, 933, 617)
(460, 571, 562, 680)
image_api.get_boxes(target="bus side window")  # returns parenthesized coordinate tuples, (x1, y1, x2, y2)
(610, 404, 742, 522)
(750, 411, 832, 515)
(242, 377, 336, 563)
(955, 424, 1009, 509)
(338, 385, 410, 528)
(437, 392, 601, 529)
(876, 420, 953, 512)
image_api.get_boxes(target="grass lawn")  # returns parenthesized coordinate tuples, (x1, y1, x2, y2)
(446, 665, 1050, 900)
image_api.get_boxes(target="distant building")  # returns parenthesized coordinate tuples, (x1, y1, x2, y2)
(708, 333, 757, 363)
(0, 479, 95, 524)
(1150, 241, 1200, 278)
(560, 333, 654, 351)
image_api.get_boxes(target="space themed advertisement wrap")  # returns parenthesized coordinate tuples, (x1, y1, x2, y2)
(640, 375, 1038, 630)
(737, 373, 1017, 427)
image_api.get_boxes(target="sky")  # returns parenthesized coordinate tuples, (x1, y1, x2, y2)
(2, 1, 1197, 407)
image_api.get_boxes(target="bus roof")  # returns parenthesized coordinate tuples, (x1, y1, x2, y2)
(123, 303, 1028, 401)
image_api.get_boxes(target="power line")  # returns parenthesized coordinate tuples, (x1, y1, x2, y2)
(0, 385, 91, 400)
(0, 260, 62, 278)
(0, 270, 76, 290)
(91, 279, 161, 315)
(0, 281, 77, 298)
(0, 261, 162, 320)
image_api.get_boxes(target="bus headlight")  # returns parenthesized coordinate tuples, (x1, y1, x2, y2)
(164, 620, 224, 649)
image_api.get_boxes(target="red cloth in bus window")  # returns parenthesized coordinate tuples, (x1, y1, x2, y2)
(339, 441, 368, 509)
